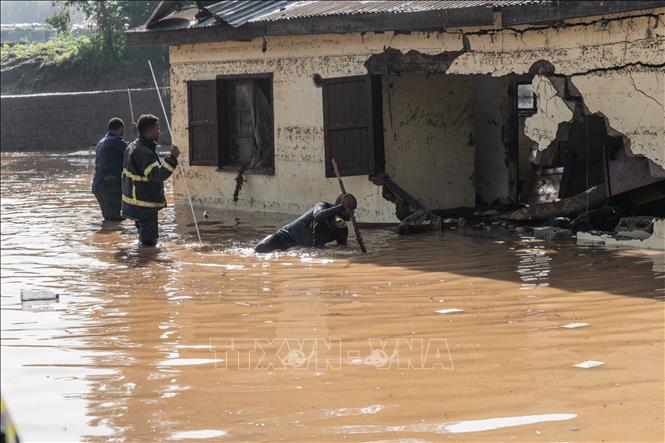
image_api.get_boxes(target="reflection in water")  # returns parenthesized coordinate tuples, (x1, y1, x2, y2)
(1, 153, 664, 442)
(334, 413, 578, 434)
(515, 239, 551, 290)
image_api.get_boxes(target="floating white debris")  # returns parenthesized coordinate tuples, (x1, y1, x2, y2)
(157, 358, 224, 367)
(171, 429, 228, 440)
(335, 413, 577, 434)
(436, 308, 464, 315)
(562, 322, 590, 329)
(573, 360, 605, 369)
(20, 289, 59, 302)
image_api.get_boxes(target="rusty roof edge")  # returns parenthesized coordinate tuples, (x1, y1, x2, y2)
(126, 0, 665, 47)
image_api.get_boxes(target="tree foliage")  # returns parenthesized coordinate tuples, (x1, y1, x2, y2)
(50, 1, 161, 56)
(44, 8, 71, 35)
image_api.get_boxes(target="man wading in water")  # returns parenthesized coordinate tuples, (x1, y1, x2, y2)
(121, 114, 180, 247)
(255, 193, 357, 253)
(92, 117, 130, 221)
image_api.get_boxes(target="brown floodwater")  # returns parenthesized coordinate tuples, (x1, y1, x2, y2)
(1, 152, 663, 442)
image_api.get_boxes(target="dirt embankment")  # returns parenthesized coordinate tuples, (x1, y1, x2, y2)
(1, 52, 170, 95)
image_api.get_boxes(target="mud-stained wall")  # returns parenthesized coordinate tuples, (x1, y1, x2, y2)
(169, 33, 467, 223)
(169, 7, 664, 222)
(445, 11, 665, 169)
(383, 73, 475, 209)
(473, 76, 515, 204)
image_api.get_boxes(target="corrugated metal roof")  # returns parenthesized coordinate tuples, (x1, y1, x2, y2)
(209, 0, 294, 27)
(251, 1, 543, 23)
(142, 1, 294, 31)
(141, 0, 544, 32)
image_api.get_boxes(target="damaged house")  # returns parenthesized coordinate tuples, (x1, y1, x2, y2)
(127, 0, 665, 243)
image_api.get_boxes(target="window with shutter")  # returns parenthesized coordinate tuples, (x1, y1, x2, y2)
(187, 80, 218, 166)
(322, 75, 376, 177)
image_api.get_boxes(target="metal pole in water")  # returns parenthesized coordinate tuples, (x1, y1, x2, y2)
(148, 60, 203, 247)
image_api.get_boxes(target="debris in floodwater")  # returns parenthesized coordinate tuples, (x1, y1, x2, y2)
(20, 289, 59, 302)
(157, 358, 224, 367)
(573, 360, 605, 369)
(436, 308, 464, 315)
(562, 322, 590, 329)
(533, 226, 572, 241)
(171, 429, 228, 440)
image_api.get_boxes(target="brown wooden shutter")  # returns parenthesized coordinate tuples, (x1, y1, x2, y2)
(187, 80, 218, 166)
(322, 75, 375, 177)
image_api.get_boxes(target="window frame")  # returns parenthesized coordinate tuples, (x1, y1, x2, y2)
(216, 73, 275, 175)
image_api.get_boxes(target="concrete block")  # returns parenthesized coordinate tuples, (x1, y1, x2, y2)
(533, 226, 572, 240)
(577, 219, 665, 251)
(614, 216, 654, 240)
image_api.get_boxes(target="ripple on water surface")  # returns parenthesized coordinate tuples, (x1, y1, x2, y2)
(1, 153, 664, 442)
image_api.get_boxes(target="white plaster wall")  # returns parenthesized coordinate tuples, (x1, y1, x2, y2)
(168, 8, 665, 222)
(169, 31, 472, 223)
(571, 67, 665, 170)
(382, 73, 475, 209)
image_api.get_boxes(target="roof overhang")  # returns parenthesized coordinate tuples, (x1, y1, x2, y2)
(127, 0, 665, 47)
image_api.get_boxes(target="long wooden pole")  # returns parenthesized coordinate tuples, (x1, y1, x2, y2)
(127, 88, 135, 124)
(148, 60, 202, 247)
(331, 158, 367, 253)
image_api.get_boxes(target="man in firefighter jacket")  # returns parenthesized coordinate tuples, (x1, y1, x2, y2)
(121, 114, 180, 247)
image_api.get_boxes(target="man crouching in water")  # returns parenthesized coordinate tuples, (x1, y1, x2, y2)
(255, 194, 357, 253)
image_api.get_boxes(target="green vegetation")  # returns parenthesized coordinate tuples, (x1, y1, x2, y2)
(2, 1, 163, 72)
(1, 35, 91, 66)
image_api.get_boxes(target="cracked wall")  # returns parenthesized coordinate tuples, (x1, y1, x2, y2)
(168, 7, 665, 222)
(524, 75, 574, 154)
(571, 68, 665, 173)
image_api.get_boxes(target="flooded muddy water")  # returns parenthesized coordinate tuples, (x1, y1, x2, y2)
(1, 153, 664, 442)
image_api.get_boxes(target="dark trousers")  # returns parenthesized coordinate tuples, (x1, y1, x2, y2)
(122, 203, 160, 247)
(94, 190, 123, 221)
(255, 230, 296, 253)
(135, 210, 159, 247)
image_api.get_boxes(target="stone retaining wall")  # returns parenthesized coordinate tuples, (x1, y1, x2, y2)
(1, 88, 171, 151)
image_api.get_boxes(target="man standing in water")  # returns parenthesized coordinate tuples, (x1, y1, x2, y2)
(92, 117, 129, 221)
(121, 114, 179, 247)
(255, 194, 357, 253)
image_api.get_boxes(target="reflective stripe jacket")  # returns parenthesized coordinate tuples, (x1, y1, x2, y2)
(121, 136, 178, 210)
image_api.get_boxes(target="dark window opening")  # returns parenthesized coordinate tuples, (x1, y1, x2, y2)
(517, 82, 537, 115)
(219, 76, 274, 172)
(187, 75, 274, 173)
